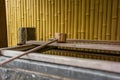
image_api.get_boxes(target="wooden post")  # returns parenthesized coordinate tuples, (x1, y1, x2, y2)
(55, 33, 67, 43)
(18, 27, 36, 45)
(18, 28, 27, 45)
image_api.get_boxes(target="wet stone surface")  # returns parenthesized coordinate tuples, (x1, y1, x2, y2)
(0, 67, 58, 80)
(0, 56, 120, 80)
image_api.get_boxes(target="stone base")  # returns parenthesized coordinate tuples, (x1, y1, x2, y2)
(0, 56, 120, 80)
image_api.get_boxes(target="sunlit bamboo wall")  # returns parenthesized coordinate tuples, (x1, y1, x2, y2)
(0, 0, 7, 48)
(5, 0, 120, 46)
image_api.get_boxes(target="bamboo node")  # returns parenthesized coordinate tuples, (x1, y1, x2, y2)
(112, 16, 117, 19)
(86, 13, 90, 16)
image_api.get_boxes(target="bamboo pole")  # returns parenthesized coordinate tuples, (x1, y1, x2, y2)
(17, 0, 21, 43)
(42, 0, 46, 41)
(53, 0, 56, 39)
(94, 0, 99, 40)
(36, 0, 40, 40)
(98, 0, 103, 40)
(70, 0, 74, 39)
(46, 0, 49, 40)
(11, 0, 16, 45)
(21, 0, 24, 27)
(73, 0, 78, 39)
(85, 0, 90, 39)
(30, 0, 33, 27)
(24, 0, 27, 27)
(61, 0, 65, 33)
(106, 0, 112, 40)
(67, 0, 71, 38)
(58, 0, 61, 33)
(78, 0, 82, 39)
(111, 0, 118, 40)
(5, 0, 10, 46)
(55, 0, 58, 33)
(28, 0, 31, 27)
(64, 0, 68, 34)
(0, 39, 57, 66)
(102, 0, 107, 40)
(81, 0, 86, 39)
(90, 0, 95, 40)
(117, 0, 120, 40)
(33, 0, 35, 28)
(15, 0, 18, 44)
(40, 0, 43, 40)
(48, 0, 52, 38)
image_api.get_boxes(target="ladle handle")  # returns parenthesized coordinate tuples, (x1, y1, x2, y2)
(0, 39, 57, 66)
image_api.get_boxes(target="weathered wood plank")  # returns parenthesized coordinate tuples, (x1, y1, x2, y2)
(49, 38, 120, 45)
(26, 41, 120, 52)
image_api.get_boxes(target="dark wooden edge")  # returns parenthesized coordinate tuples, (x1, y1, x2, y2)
(49, 38, 120, 45)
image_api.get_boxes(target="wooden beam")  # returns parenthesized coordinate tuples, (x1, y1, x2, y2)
(49, 38, 120, 45)
(1, 50, 120, 73)
(26, 41, 120, 52)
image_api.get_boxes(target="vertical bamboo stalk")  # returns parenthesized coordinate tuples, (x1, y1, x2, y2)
(11, 0, 16, 45)
(98, 0, 103, 40)
(20, 0, 23, 27)
(61, 0, 65, 33)
(117, 0, 120, 40)
(27, 0, 31, 27)
(15, 0, 18, 45)
(94, 0, 99, 40)
(5, 0, 10, 46)
(10, 0, 13, 46)
(34, 0, 37, 39)
(85, 0, 90, 39)
(28, 0, 31, 27)
(52, 0, 55, 39)
(78, 0, 82, 39)
(26, 0, 28, 27)
(9, 0, 12, 46)
(15, 0, 18, 44)
(17, 0, 21, 34)
(39, 0, 43, 40)
(36, 0, 40, 40)
(30, 0, 33, 27)
(58, 0, 61, 33)
(48, 0, 51, 39)
(111, 0, 118, 40)
(46, 0, 49, 40)
(90, 0, 95, 40)
(21, 0, 24, 27)
(81, 0, 86, 39)
(67, 0, 71, 38)
(64, 0, 68, 34)
(33, 0, 35, 27)
(73, 0, 78, 39)
(23, 0, 27, 27)
(70, 0, 74, 39)
(106, 0, 112, 40)
(55, 0, 58, 33)
(102, 0, 107, 40)
(42, 0, 46, 41)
